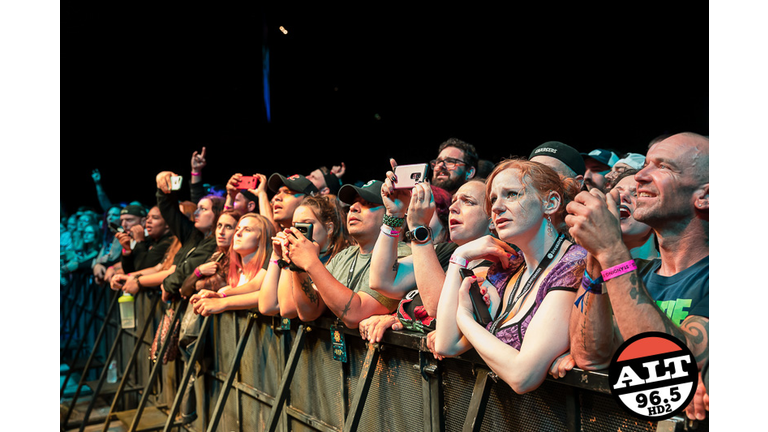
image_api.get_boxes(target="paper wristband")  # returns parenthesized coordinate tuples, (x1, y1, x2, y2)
(600, 259, 637, 281)
(449, 254, 469, 269)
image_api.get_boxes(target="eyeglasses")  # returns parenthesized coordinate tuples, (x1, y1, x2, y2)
(430, 157, 466, 170)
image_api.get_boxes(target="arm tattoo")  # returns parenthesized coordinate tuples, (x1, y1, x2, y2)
(339, 292, 356, 320)
(628, 272, 654, 307)
(300, 277, 318, 304)
(681, 316, 709, 365)
(392, 260, 399, 273)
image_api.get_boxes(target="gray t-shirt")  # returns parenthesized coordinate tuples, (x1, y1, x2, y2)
(325, 245, 401, 312)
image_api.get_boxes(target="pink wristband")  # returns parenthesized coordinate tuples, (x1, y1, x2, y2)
(449, 254, 469, 269)
(190, 171, 201, 176)
(600, 259, 637, 281)
(194, 268, 202, 278)
(220, 292, 227, 298)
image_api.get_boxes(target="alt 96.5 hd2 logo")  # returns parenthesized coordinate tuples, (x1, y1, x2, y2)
(609, 332, 698, 421)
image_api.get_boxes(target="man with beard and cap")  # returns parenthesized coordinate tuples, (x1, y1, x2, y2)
(529, 141, 586, 187)
(267, 173, 319, 230)
(429, 137, 479, 195)
(581, 148, 620, 192)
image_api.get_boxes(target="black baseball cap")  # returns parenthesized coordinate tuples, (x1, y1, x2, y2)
(268, 173, 319, 196)
(338, 180, 384, 206)
(529, 141, 586, 176)
(120, 204, 146, 217)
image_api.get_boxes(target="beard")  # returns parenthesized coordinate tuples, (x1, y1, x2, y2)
(432, 172, 464, 193)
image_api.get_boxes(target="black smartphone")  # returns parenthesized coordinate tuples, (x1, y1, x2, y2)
(288, 222, 313, 272)
(293, 222, 314, 242)
(108, 222, 124, 234)
(459, 268, 492, 326)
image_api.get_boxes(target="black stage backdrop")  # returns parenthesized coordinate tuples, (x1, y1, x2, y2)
(62, 4, 708, 214)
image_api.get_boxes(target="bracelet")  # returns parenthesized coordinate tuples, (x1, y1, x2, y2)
(270, 259, 280, 266)
(190, 171, 201, 177)
(601, 259, 637, 281)
(574, 270, 605, 312)
(581, 270, 604, 294)
(382, 214, 405, 228)
(194, 268, 202, 278)
(449, 254, 469, 269)
(223, 204, 234, 211)
(380, 225, 401, 238)
(133, 274, 143, 290)
(220, 292, 227, 298)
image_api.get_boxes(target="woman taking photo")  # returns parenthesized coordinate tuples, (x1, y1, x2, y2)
(258, 194, 353, 318)
(434, 158, 586, 394)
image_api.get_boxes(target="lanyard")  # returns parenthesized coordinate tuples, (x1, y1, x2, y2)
(488, 234, 566, 335)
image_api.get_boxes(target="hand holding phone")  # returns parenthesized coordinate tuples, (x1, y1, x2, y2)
(171, 175, 183, 191)
(459, 268, 492, 326)
(393, 163, 429, 189)
(236, 175, 259, 190)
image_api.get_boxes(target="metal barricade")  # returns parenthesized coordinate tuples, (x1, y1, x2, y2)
(63, 287, 710, 432)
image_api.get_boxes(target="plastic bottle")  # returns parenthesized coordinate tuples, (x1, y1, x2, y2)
(118, 293, 135, 329)
(107, 360, 118, 383)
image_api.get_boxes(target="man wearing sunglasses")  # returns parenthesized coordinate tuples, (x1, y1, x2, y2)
(429, 137, 479, 195)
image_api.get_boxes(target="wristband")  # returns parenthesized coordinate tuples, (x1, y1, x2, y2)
(581, 270, 604, 294)
(449, 254, 469, 269)
(574, 270, 604, 312)
(601, 259, 637, 281)
(382, 214, 405, 228)
(190, 171, 201, 177)
(270, 259, 280, 266)
(380, 225, 401, 238)
(194, 268, 203, 278)
(220, 292, 227, 298)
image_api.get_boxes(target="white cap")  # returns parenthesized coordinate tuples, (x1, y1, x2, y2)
(615, 153, 645, 170)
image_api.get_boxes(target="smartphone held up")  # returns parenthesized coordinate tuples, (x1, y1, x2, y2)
(393, 163, 429, 189)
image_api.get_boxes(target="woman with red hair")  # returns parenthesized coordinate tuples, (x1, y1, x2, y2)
(434, 158, 586, 394)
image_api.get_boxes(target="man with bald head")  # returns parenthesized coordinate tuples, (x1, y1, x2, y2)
(563, 132, 709, 419)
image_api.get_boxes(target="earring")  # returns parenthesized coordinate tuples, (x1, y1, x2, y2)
(546, 215, 555, 237)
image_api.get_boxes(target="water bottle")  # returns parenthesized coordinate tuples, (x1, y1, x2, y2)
(119, 293, 135, 329)
(107, 360, 118, 383)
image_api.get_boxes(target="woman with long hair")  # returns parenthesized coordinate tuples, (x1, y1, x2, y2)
(190, 213, 276, 316)
(259, 195, 353, 318)
(434, 158, 586, 394)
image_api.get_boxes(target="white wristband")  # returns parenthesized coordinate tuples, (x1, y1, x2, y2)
(449, 254, 469, 269)
(380, 225, 401, 238)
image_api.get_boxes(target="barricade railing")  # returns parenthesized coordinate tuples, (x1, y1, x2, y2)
(62, 285, 710, 432)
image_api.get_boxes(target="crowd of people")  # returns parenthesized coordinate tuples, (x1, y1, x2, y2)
(60, 133, 709, 423)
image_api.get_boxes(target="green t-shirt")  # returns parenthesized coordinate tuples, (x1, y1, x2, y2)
(325, 245, 401, 312)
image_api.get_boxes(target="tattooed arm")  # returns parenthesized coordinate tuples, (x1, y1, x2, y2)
(568, 254, 622, 370)
(291, 271, 326, 322)
(602, 256, 709, 369)
(566, 190, 708, 370)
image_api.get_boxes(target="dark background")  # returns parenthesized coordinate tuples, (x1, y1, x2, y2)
(62, 4, 708, 214)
